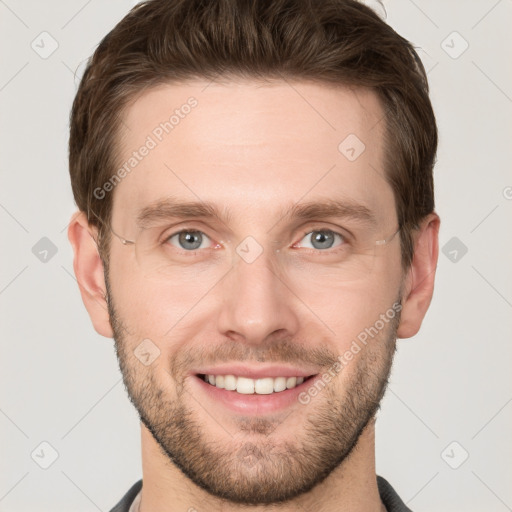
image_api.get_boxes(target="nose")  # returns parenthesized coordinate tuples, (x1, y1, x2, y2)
(216, 246, 300, 347)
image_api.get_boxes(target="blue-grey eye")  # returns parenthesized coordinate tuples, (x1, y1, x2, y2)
(168, 230, 210, 251)
(299, 230, 343, 250)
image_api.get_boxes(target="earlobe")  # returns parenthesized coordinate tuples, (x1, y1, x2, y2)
(67, 211, 114, 338)
(396, 212, 440, 339)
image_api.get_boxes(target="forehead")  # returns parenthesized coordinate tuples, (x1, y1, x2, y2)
(111, 79, 395, 231)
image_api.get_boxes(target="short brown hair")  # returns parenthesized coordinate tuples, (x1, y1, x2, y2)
(69, 0, 437, 271)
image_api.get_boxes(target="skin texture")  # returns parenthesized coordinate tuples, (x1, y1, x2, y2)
(68, 79, 440, 511)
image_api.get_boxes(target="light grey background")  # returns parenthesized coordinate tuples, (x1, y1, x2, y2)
(1, 1, 511, 510)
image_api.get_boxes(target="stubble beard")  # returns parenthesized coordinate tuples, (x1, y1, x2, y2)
(106, 277, 400, 505)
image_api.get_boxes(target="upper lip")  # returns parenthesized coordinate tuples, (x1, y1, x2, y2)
(191, 363, 320, 380)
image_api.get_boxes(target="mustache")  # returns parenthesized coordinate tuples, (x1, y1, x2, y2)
(169, 339, 339, 378)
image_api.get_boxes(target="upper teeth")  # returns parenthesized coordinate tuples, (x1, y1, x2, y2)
(203, 374, 305, 394)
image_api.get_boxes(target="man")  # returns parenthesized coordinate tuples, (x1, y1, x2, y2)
(67, 0, 439, 510)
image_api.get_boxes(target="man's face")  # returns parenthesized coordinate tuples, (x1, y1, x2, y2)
(106, 80, 404, 504)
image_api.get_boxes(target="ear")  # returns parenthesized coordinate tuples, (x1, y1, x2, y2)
(397, 212, 440, 339)
(67, 211, 113, 338)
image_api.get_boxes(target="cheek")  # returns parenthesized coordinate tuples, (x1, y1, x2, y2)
(296, 286, 399, 391)
(108, 256, 222, 339)
(291, 270, 399, 341)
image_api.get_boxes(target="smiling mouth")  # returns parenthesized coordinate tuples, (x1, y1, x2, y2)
(197, 373, 316, 395)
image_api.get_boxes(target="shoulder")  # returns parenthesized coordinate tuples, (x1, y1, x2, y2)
(109, 479, 143, 512)
(377, 475, 413, 512)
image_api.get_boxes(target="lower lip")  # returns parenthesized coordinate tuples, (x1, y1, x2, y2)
(190, 374, 318, 415)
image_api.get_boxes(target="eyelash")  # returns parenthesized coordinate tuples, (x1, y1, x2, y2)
(162, 226, 350, 256)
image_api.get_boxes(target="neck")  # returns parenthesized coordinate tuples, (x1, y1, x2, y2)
(138, 417, 386, 512)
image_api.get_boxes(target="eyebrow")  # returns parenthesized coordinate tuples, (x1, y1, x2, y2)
(136, 197, 378, 229)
